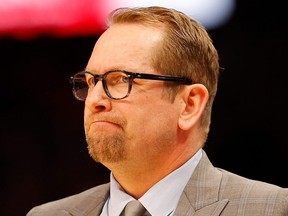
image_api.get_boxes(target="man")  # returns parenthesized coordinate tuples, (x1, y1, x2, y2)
(27, 6, 288, 216)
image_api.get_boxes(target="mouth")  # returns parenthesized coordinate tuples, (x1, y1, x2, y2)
(90, 120, 122, 132)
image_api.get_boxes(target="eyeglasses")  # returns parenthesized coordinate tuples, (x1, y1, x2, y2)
(69, 70, 193, 101)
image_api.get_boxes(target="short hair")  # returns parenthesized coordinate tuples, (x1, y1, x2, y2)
(107, 6, 220, 141)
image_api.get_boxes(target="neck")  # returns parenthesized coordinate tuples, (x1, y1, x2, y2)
(105, 144, 200, 199)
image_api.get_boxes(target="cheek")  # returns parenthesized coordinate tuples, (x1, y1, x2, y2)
(125, 107, 178, 158)
(127, 101, 179, 138)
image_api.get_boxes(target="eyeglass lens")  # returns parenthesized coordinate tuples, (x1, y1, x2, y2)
(72, 71, 131, 100)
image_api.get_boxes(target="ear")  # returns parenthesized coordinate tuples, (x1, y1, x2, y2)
(178, 84, 209, 130)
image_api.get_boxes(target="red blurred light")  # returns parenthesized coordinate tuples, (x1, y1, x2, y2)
(0, 0, 110, 39)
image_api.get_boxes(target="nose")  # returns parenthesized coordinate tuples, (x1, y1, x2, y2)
(85, 81, 112, 112)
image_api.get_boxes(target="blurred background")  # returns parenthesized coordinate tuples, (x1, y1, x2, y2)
(1, 0, 287, 215)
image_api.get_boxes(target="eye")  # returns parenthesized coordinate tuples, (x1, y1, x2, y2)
(107, 72, 130, 86)
(121, 75, 129, 83)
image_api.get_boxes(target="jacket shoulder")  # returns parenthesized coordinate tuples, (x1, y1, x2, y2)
(26, 183, 110, 216)
(219, 168, 288, 197)
(216, 168, 288, 215)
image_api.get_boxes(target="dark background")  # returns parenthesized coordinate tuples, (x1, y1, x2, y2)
(1, 1, 288, 215)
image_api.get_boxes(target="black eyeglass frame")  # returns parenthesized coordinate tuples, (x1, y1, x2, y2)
(70, 70, 193, 100)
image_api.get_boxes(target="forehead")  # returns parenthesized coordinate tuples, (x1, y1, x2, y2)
(86, 23, 164, 73)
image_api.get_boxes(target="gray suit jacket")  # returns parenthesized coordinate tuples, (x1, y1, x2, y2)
(27, 151, 288, 215)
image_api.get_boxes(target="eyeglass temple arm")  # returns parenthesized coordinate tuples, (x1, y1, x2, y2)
(133, 73, 193, 84)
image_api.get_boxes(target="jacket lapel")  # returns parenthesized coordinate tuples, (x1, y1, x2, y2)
(173, 150, 229, 216)
(69, 183, 110, 216)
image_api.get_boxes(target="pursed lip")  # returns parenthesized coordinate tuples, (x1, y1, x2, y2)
(90, 120, 122, 131)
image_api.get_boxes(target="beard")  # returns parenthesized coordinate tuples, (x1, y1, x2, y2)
(84, 111, 128, 163)
(86, 132, 127, 163)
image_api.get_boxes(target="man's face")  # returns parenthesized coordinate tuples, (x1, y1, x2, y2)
(84, 23, 181, 168)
